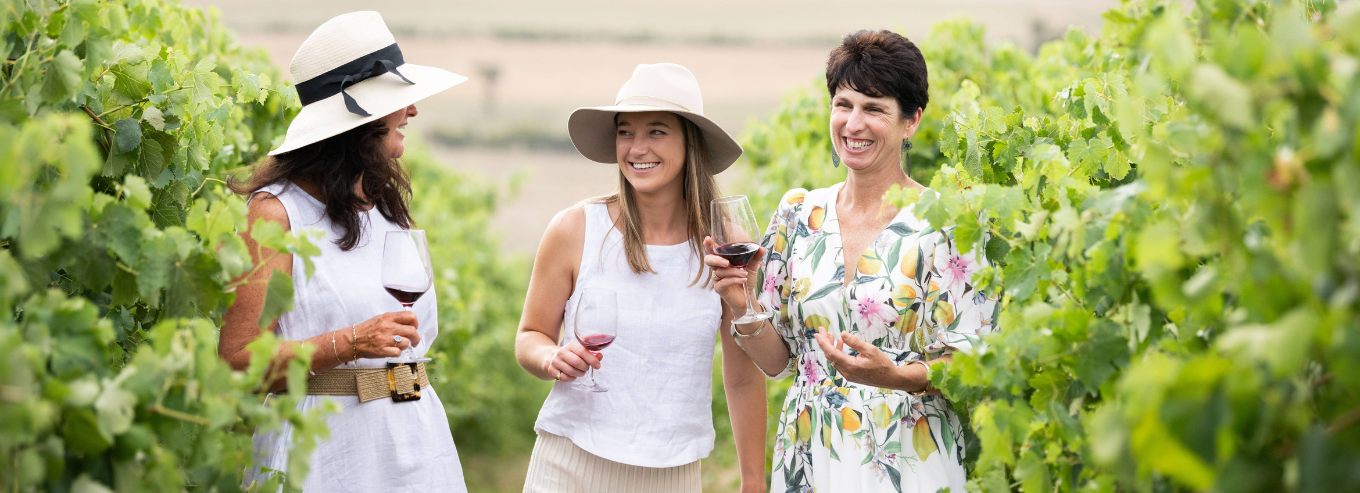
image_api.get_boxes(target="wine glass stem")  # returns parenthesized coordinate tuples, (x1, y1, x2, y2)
(402, 304, 416, 359)
(743, 274, 759, 317)
(585, 366, 596, 387)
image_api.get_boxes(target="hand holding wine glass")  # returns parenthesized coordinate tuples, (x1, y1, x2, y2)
(709, 196, 773, 325)
(382, 230, 433, 364)
(570, 288, 618, 392)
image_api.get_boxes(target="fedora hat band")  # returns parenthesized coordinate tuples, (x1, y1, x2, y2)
(295, 43, 415, 117)
(614, 95, 694, 113)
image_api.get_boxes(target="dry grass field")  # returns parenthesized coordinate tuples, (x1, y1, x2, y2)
(186, 1, 1114, 490)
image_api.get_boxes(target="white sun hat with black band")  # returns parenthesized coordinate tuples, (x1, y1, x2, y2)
(568, 63, 742, 173)
(268, 11, 467, 156)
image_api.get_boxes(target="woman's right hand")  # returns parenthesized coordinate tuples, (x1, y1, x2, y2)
(542, 342, 602, 382)
(351, 311, 422, 359)
(703, 236, 764, 316)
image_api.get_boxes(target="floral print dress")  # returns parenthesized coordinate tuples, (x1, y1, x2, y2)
(757, 183, 998, 493)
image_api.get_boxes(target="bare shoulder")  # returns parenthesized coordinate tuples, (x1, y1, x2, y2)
(541, 204, 586, 250)
(246, 191, 291, 232)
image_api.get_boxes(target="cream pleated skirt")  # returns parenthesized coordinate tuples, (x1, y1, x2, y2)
(522, 432, 701, 493)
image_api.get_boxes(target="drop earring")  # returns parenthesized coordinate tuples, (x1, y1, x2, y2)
(902, 140, 913, 151)
(831, 146, 841, 168)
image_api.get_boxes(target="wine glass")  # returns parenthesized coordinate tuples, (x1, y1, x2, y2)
(382, 230, 433, 364)
(711, 195, 774, 325)
(570, 288, 618, 393)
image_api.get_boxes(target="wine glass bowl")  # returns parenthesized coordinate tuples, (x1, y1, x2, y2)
(570, 288, 618, 392)
(711, 196, 774, 325)
(382, 230, 433, 364)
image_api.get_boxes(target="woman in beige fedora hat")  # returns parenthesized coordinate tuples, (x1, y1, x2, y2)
(707, 31, 997, 492)
(219, 11, 468, 492)
(514, 63, 768, 492)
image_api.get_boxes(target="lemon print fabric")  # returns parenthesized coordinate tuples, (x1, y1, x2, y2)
(755, 184, 997, 493)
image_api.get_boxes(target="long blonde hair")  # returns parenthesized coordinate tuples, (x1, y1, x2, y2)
(597, 116, 720, 286)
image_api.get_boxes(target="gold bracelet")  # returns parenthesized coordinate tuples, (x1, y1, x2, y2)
(331, 332, 341, 366)
(907, 359, 933, 397)
(732, 318, 767, 339)
(350, 325, 359, 363)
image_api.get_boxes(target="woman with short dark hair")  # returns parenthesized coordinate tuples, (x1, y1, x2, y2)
(706, 30, 998, 492)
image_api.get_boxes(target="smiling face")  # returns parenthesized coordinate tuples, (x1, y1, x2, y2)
(829, 87, 921, 172)
(380, 104, 418, 159)
(615, 111, 687, 195)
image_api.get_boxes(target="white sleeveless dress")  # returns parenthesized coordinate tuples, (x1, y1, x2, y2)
(245, 181, 466, 492)
(525, 202, 722, 492)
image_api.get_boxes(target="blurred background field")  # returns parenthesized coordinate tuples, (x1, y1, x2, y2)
(181, 1, 1115, 491)
(186, 0, 1113, 253)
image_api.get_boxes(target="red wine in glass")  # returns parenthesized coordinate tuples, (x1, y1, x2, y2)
(571, 288, 618, 393)
(382, 230, 434, 365)
(385, 286, 427, 305)
(715, 242, 760, 268)
(711, 196, 774, 325)
(579, 334, 616, 352)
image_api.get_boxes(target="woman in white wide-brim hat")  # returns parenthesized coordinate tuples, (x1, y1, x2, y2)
(514, 63, 769, 493)
(219, 11, 468, 492)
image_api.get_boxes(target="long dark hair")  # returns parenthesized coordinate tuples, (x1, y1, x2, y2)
(230, 120, 412, 251)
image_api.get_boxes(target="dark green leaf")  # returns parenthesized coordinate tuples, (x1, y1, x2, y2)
(258, 269, 295, 329)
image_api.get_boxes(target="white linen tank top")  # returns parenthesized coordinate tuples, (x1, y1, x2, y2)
(533, 202, 724, 468)
(245, 181, 466, 492)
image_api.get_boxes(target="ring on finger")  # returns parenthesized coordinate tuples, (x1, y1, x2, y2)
(394, 335, 403, 344)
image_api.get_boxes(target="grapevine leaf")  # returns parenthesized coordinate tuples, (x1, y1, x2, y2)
(963, 129, 983, 178)
(142, 106, 164, 131)
(111, 63, 152, 104)
(940, 114, 959, 159)
(1104, 148, 1130, 180)
(94, 381, 136, 435)
(122, 177, 153, 212)
(113, 118, 142, 154)
(95, 203, 144, 261)
(231, 68, 263, 104)
(1074, 321, 1129, 388)
(61, 409, 112, 455)
(139, 137, 166, 183)
(70, 0, 100, 23)
(982, 106, 1006, 134)
(136, 231, 175, 304)
(148, 58, 176, 93)
(258, 269, 296, 329)
(954, 212, 983, 254)
(59, 9, 85, 47)
(41, 50, 83, 105)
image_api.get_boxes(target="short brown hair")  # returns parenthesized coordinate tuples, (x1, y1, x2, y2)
(825, 30, 929, 117)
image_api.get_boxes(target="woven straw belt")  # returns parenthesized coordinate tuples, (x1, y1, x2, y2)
(306, 363, 430, 403)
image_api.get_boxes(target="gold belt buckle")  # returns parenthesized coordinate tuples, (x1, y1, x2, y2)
(386, 361, 422, 402)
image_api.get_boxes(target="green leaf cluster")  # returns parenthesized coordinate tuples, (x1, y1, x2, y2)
(737, 0, 1360, 491)
(1, 1, 329, 491)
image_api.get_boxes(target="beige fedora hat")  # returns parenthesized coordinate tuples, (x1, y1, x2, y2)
(568, 63, 742, 173)
(268, 11, 467, 156)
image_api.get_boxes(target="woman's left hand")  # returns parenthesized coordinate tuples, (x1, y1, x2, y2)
(814, 331, 906, 389)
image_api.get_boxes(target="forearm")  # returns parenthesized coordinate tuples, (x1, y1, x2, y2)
(262, 330, 355, 392)
(723, 352, 769, 490)
(515, 330, 560, 381)
(730, 310, 792, 376)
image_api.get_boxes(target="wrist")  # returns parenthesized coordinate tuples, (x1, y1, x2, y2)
(905, 359, 932, 396)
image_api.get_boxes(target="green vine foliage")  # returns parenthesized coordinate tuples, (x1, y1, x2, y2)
(739, 0, 1359, 491)
(2, 0, 538, 490)
(4, 0, 354, 491)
